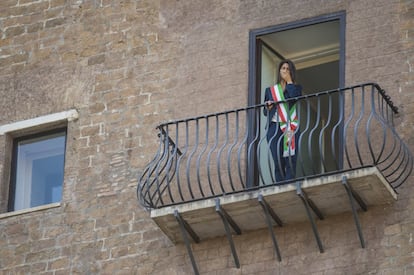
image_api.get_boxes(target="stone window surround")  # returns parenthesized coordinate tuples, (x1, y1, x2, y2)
(0, 109, 78, 218)
(0, 110, 78, 135)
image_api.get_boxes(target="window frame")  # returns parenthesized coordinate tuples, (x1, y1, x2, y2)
(9, 128, 67, 211)
(247, 12, 346, 188)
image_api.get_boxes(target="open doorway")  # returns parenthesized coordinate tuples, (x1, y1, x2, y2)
(248, 12, 345, 186)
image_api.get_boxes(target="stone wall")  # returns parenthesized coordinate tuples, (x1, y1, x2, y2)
(0, 0, 413, 274)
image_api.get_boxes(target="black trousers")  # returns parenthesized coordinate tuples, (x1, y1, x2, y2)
(266, 122, 299, 183)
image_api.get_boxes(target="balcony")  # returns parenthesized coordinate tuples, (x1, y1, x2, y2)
(137, 83, 413, 273)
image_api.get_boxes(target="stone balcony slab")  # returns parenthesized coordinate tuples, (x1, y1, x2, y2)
(150, 167, 396, 244)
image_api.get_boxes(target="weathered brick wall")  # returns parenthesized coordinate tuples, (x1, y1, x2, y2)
(0, 0, 413, 274)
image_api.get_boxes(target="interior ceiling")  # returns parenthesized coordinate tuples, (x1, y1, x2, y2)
(259, 20, 340, 70)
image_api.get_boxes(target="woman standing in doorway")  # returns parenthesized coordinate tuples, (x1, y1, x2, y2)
(264, 59, 302, 183)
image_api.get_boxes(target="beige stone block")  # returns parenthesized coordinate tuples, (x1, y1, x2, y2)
(30, 262, 47, 273)
(80, 124, 100, 137)
(4, 25, 25, 38)
(88, 54, 105, 66)
(384, 224, 401, 235)
(48, 257, 70, 271)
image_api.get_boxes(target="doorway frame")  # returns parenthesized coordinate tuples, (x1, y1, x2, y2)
(246, 11, 346, 188)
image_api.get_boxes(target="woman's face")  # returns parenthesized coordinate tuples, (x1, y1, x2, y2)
(280, 63, 290, 78)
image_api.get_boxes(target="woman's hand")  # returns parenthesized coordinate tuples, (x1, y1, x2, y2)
(282, 71, 293, 84)
(265, 101, 274, 110)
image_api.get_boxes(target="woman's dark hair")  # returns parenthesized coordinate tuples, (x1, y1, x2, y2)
(277, 59, 297, 84)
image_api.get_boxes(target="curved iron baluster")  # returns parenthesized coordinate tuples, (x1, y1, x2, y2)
(186, 120, 199, 199)
(206, 116, 220, 195)
(354, 85, 366, 167)
(217, 113, 230, 192)
(331, 89, 344, 171)
(196, 118, 208, 198)
(236, 109, 250, 189)
(142, 126, 173, 208)
(174, 122, 188, 202)
(319, 92, 333, 172)
(366, 90, 379, 165)
(137, 128, 164, 209)
(297, 98, 312, 177)
(343, 88, 355, 169)
(308, 96, 321, 175)
(393, 145, 414, 188)
(151, 126, 175, 207)
(196, 120, 208, 197)
(226, 111, 239, 191)
(246, 108, 261, 187)
(163, 124, 180, 205)
(368, 86, 387, 165)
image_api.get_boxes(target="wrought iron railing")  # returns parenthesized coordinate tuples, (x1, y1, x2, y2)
(137, 83, 413, 210)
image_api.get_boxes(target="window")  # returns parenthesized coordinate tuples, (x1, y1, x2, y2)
(8, 129, 67, 211)
(0, 110, 77, 213)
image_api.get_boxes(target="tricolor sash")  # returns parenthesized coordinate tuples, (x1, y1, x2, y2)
(270, 84, 298, 157)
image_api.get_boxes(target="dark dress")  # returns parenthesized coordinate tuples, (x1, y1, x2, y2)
(263, 83, 302, 183)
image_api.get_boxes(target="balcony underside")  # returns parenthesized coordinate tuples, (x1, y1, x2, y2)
(151, 167, 396, 244)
